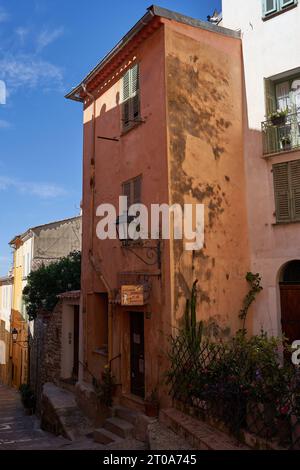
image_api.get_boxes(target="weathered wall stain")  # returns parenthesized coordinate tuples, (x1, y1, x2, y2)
(166, 28, 249, 333)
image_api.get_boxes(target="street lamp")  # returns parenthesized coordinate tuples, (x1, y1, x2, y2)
(12, 328, 18, 343)
(115, 213, 161, 270)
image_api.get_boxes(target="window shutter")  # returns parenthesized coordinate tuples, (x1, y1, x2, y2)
(131, 64, 139, 95)
(123, 182, 131, 206)
(133, 176, 142, 204)
(263, 0, 278, 15)
(122, 70, 130, 101)
(273, 163, 291, 222)
(290, 160, 300, 220)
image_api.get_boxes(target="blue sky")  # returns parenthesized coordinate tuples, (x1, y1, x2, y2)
(0, 0, 221, 275)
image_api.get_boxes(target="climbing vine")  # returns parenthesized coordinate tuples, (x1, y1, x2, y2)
(239, 272, 263, 331)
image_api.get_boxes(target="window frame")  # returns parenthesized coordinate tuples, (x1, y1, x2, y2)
(262, 0, 298, 19)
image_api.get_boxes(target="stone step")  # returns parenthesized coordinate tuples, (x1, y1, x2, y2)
(104, 416, 134, 439)
(94, 427, 122, 445)
(160, 408, 249, 451)
(114, 406, 140, 425)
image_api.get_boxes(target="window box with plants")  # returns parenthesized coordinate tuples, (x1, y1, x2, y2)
(268, 109, 289, 126)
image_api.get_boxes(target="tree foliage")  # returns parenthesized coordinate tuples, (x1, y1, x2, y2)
(23, 251, 81, 320)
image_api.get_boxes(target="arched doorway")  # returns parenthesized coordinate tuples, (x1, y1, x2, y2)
(280, 260, 300, 343)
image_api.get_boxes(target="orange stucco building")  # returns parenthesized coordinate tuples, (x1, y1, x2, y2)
(67, 6, 250, 412)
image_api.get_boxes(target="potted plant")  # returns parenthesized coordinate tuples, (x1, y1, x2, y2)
(281, 135, 291, 150)
(268, 108, 289, 126)
(145, 388, 159, 418)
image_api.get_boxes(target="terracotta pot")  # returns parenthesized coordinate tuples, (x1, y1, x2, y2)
(145, 401, 159, 418)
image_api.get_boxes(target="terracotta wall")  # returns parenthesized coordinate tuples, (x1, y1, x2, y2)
(164, 20, 251, 336)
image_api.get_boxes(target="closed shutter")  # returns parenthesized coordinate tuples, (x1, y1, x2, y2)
(290, 160, 300, 220)
(273, 163, 291, 222)
(263, 0, 277, 15)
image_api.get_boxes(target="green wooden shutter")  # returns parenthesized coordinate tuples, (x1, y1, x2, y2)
(123, 70, 130, 101)
(264, 78, 278, 153)
(290, 160, 300, 220)
(273, 163, 291, 222)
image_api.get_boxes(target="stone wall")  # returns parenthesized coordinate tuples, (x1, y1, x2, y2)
(30, 301, 63, 413)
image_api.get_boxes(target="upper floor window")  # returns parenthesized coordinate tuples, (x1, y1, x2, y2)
(121, 64, 140, 132)
(273, 160, 300, 223)
(118, 176, 142, 243)
(262, 76, 300, 154)
(262, 0, 298, 19)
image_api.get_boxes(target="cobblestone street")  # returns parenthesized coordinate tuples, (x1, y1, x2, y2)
(0, 384, 148, 450)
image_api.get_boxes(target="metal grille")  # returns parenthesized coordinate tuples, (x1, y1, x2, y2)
(167, 334, 300, 449)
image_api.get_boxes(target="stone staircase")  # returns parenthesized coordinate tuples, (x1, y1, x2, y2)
(94, 406, 142, 445)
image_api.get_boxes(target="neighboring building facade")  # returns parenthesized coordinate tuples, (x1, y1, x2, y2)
(222, 0, 300, 341)
(67, 6, 250, 410)
(9, 216, 82, 388)
(0, 274, 13, 385)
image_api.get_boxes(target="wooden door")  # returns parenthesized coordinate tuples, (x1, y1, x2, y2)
(130, 312, 145, 398)
(280, 284, 300, 344)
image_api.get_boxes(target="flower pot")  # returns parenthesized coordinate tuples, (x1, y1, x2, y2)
(271, 115, 286, 126)
(145, 401, 159, 418)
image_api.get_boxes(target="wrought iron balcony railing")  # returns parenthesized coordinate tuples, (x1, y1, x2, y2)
(262, 111, 300, 155)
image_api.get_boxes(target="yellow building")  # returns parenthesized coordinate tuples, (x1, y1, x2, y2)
(0, 274, 13, 385)
(9, 237, 29, 388)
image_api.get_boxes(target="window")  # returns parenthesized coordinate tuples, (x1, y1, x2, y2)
(122, 175, 142, 207)
(262, 0, 297, 18)
(121, 64, 140, 132)
(119, 176, 142, 243)
(273, 160, 300, 222)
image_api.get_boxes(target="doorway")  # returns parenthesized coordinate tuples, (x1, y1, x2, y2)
(280, 260, 300, 344)
(130, 312, 145, 398)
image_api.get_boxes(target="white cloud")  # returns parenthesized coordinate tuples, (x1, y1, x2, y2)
(36, 27, 64, 52)
(0, 54, 64, 93)
(0, 7, 9, 23)
(0, 120, 11, 129)
(0, 176, 67, 198)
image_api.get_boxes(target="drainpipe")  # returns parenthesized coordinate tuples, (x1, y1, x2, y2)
(81, 84, 114, 371)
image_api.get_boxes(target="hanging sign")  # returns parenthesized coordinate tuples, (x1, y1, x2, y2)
(121, 285, 145, 306)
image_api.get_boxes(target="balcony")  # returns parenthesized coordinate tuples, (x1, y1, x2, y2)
(262, 111, 300, 156)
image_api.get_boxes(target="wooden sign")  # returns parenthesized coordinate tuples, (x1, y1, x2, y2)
(121, 285, 144, 306)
